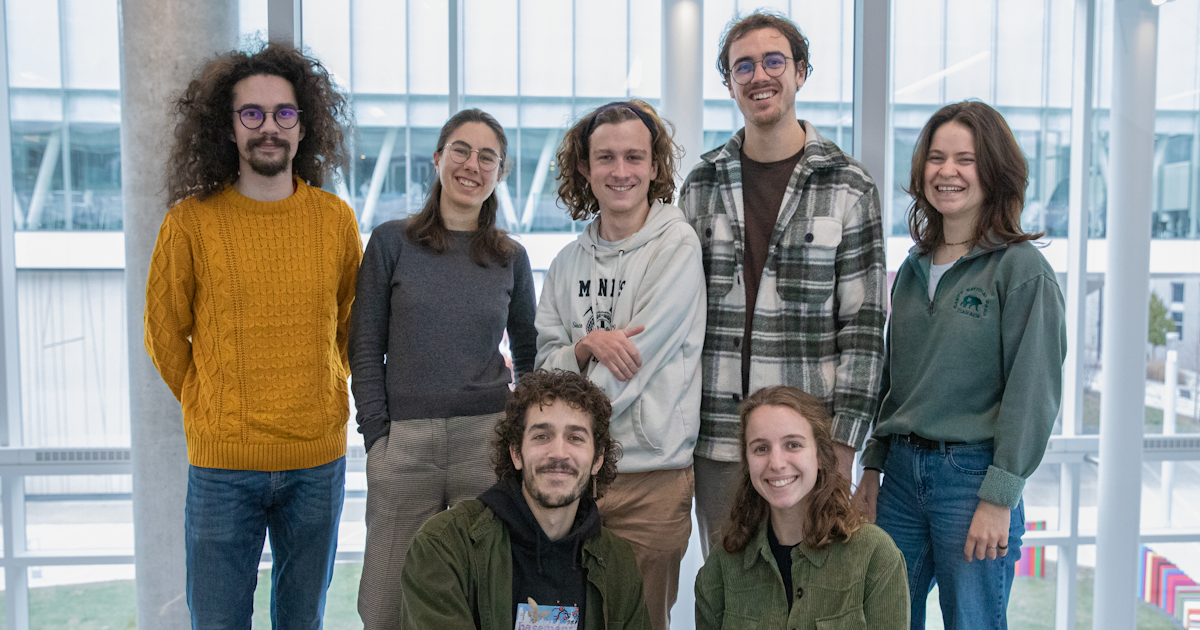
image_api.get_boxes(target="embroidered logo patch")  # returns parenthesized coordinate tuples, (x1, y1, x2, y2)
(953, 288, 989, 318)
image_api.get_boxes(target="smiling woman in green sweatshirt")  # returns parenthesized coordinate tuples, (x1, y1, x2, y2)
(854, 101, 1067, 630)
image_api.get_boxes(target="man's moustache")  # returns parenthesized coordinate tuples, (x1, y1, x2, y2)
(248, 137, 289, 151)
(536, 463, 578, 475)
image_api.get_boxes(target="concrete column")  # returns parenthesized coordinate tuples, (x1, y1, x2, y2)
(661, 0, 704, 174)
(852, 0, 890, 200)
(119, 2, 237, 629)
(268, 0, 303, 49)
(1062, 0, 1096, 438)
(1092, 2, 1158, 630)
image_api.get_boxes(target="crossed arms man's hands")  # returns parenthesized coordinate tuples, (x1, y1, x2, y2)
(574, 326, 645, 382)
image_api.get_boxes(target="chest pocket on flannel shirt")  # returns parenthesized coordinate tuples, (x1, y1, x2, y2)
(775, 216, 842, 304)
(695, 213, 736, 301)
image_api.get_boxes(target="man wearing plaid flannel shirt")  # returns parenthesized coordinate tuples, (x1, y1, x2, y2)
(679, 12, 888, 557)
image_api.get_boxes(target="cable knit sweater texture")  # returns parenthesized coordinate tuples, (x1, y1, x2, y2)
(144, 180, 362, 472)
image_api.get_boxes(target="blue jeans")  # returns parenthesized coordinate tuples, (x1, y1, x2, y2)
(875, 437, 1024, 630)
(185, 457, 345, 630)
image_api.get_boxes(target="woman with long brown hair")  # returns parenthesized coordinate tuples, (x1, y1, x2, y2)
(695, 386, 908, 629)
(348, 108, 538, 629)
(854, 101, 1066, 629)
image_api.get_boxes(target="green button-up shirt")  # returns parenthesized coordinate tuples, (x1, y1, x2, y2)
(696, 522, 908, 629)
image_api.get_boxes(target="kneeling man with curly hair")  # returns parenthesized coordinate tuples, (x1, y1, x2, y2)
(401, 369, 651, 630)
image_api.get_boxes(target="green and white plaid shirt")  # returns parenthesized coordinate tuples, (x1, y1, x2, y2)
(679, 122, 887, 462)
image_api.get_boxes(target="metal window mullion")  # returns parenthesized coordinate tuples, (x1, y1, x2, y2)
(989, 0, 999, 104)
(939, 0, 947, 104)
(1063, 0, 1096, 439)
(3, 471, 30, 630)
(1055, 461, 1082, 630)
(56, 0, 73, 230)
(449, 0, 463, 115)
(516, 0, 523, 231)
(404, 0, 412, 216)
(0, 0, 23, 451)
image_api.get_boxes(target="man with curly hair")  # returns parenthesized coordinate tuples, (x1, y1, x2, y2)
(142, 43, 361, 628)
(401, 370, 650, 630)
(534, 100, 705, 630)
(679, 12, 887, 558)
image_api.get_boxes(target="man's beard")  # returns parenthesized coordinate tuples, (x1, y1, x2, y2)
(522, 459, 589, 510)
(246, 136, 291, 177)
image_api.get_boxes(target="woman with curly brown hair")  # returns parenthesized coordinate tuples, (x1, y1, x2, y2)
(349, 108, 537, 629)
(695, 386, 908, 630)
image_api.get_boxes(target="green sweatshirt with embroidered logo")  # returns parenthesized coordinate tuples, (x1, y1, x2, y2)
(861, 241, 1066, 509)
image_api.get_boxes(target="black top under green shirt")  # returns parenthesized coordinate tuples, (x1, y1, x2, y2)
(767, 522, 797, 613)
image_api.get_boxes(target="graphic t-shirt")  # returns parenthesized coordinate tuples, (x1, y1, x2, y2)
(478, 477, 598, 630)
(515, 598, 580, 630)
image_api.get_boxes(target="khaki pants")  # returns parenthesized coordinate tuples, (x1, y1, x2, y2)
(357, 413, 501, 630)
(596, 467, 694, 630)
(693, 455, 743, 559)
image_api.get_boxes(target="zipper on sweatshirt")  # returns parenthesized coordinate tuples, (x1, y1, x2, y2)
(926, 260, 956, 316)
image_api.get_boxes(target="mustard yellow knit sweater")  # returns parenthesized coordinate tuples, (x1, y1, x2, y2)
(144, 180, 362, 471)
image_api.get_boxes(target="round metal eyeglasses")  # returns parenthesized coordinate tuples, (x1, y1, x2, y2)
(731, 53, 793, 85)
(445, 145, 501, 172)
(235, 107, 303, 130)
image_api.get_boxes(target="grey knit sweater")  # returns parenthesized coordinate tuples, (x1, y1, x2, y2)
(348, 219, 537, 452)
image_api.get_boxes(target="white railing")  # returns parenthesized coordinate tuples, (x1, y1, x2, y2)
(0, 437, 1196, 630)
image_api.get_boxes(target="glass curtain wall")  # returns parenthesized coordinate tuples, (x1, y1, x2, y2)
(703, 1, 855, 155)
(295, 0, 856, 234)
(6, 0, 122, 231)
(890, 0, 1200, 241)
(5, 0, 130, 455)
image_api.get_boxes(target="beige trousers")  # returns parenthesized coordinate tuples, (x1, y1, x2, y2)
(357, 413, 502, 630)
(596, 466, 694, 630)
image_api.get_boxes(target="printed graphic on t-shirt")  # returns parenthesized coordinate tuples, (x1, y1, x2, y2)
(581, 305, 613, 334)
(515, 597, 579, 630)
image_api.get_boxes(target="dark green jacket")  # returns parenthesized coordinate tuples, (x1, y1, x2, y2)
(696, 522, 908, 630)
(401, 499, 651, 630)
(862, 241, 1066, 508)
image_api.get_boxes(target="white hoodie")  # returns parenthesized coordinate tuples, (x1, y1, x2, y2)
(535, 202, 706, 472)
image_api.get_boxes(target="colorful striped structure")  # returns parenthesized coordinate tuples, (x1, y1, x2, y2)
(1016, 521, 1046, 578)
(1139, 546, 1200, 628)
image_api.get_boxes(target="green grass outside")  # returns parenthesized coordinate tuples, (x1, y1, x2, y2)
(0, 562, 1183, 629)
(1081, 390, 1199, 434)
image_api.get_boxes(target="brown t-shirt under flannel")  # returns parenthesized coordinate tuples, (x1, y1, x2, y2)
(739, 147, 804, 395)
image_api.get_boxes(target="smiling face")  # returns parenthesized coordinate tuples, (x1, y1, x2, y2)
(726, 28, 806, 129)
(511, 399, 604, 511)
(924, 120, 986, 229)
(578, 119, 658, 221)
(230, 74, 305, 178)
(746, 404, 819, 522)
(434, 121, 504, 220)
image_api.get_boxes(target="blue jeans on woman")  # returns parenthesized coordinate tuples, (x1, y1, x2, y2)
(875, 437, 1024, 630)
(185, 457, 345, 630)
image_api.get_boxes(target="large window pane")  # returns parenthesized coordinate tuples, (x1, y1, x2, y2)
(17, 270, 129, 448)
